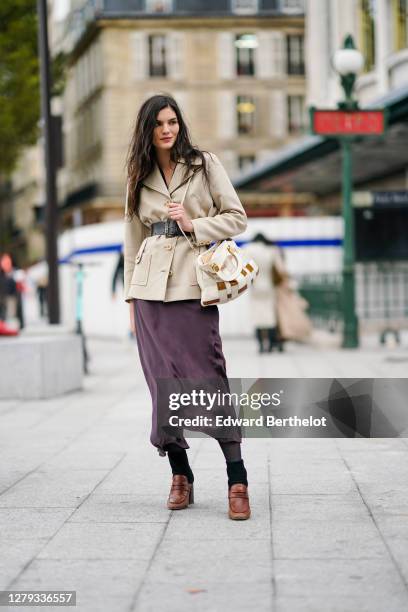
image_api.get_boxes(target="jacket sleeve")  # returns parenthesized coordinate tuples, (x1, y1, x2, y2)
(123, 184, 149, 303)
(191, 153, 247, 245)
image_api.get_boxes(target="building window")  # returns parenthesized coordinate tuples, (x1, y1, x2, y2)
(287, 34, 305, 75)
(287, 95, 306, 133)
(145, 0, 172, 11)
(238, 154, 256, 171)
(235, 34, 258, 76)
(237, 95, 256, 134)
(281, 0, 304, 12)
(360, 0, 376, 71)
(232, 0, 258, 13)
(148, 34, 167, 77)
(393, 0, 408, 51)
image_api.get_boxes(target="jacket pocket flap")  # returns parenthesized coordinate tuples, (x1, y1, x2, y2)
(135, 238, 148, 264)
(131, 253, 151, 286)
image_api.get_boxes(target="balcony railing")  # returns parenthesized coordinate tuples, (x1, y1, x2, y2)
(64, 0, 304, 53)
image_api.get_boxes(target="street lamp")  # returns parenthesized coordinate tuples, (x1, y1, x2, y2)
(333, 35, 364, 348)
(333, 35, 364, 110)
(310, 35, 386, 348)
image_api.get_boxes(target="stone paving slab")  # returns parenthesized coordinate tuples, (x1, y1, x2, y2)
(68, 494, 170, 524)
(141, 537, 273, 582)
(10, 559, 147, 612)
(134, 580, 274, 612)
(0, 469, 112, 508)
(0, 337, 408, 611)
(273, 518, 387, 559)
(371, 516, 408, 583)
(133, 580, 274, 612)
(274, 559, 408, 612)
(36, 522, 164, 561)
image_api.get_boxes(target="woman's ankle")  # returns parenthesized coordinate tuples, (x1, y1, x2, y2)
(165, 444, 194, 484)
(226, 459, 248, 488)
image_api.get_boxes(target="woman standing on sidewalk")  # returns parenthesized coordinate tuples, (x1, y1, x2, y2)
(124, 94, 251, 520)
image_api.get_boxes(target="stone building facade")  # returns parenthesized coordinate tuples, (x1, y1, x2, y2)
(306, 0, 408, 108)
(58, 0, 306, 226)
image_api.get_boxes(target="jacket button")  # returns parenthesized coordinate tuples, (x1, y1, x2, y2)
(169, 269, 173, 276)
(164, 244, 173, 250)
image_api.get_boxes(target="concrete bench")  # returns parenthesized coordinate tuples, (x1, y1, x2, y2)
(0, 333, 83, 399)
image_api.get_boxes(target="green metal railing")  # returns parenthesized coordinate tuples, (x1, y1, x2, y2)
(296, 273, 343, 332)
(296, 262, 408, 341)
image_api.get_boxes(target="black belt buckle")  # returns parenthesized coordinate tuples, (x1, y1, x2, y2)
(165, 219, 177, 238)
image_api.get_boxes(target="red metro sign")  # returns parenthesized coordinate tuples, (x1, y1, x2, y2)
(310, 109, 387, 136)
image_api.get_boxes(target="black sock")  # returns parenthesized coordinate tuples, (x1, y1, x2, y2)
(226, 459, 248, 488)
(218, 440, 242, 462)
(164, 443, 194, 484)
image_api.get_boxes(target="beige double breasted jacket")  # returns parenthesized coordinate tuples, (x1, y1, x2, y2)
(123, 152, 247, 303)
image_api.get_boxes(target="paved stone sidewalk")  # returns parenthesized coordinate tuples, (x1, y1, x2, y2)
(0, 336, 408, 611)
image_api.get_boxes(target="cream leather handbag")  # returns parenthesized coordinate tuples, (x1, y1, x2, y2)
(178, 178, 259, 307)
(194, 239, 259, 306)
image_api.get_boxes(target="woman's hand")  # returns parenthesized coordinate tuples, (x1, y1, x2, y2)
(167, 201, 193, 232)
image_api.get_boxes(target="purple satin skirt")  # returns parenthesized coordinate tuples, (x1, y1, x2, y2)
(133, 299, 242, 455)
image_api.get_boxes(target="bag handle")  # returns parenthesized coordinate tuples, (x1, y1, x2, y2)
(176, 174, 196, 251)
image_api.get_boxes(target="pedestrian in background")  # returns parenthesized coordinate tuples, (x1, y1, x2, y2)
(244, 233, 285, 353)
(0, 264, 7, 323)
(36, 274, 48, 318)
(13, 265, 26, 330)
(0, 253, 19, 336)
(124, 94, 251, 520)
(0, 254, 17, 324)
(274, 249, 313, 343)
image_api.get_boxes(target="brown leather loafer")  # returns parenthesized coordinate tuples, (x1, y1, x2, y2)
(228, 484, 251, 520)
(167, 474, 194, 510)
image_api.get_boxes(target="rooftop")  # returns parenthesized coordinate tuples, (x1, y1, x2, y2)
(65, 0, 304, 52)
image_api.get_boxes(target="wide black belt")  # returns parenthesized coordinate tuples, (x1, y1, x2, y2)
(150, 220, 192, 238)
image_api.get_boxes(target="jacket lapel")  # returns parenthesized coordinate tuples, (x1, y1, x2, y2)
(142, 156, 202, 198)
(168, 161, 195, 195)
(142, 163, 170, 198)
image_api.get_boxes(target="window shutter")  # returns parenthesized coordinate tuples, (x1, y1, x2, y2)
(172, 91, 188, 119)
(168, 32, 185, 80)
(256, 31, 274, 78)
(270, 31, 286, 77)
(218, 90, 236, 138)
(130, 31, 148, 81)
(218, 32, 235, 79)
(269, 90, 287, 139)
(219, 150, 237, 176)
(94, 39, 103, 88)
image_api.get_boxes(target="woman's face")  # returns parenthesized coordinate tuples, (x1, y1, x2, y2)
(152, 106, 179, 151)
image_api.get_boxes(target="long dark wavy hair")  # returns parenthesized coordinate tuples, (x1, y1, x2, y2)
(125, 94, 209, 217)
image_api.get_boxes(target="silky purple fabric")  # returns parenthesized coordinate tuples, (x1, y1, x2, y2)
(133, 298, 242, 455)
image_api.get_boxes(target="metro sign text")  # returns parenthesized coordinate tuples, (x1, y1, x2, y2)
(311, 109, 386, 135)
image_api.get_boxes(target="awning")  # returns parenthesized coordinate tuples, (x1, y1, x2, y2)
(234, 84, 408, 196)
